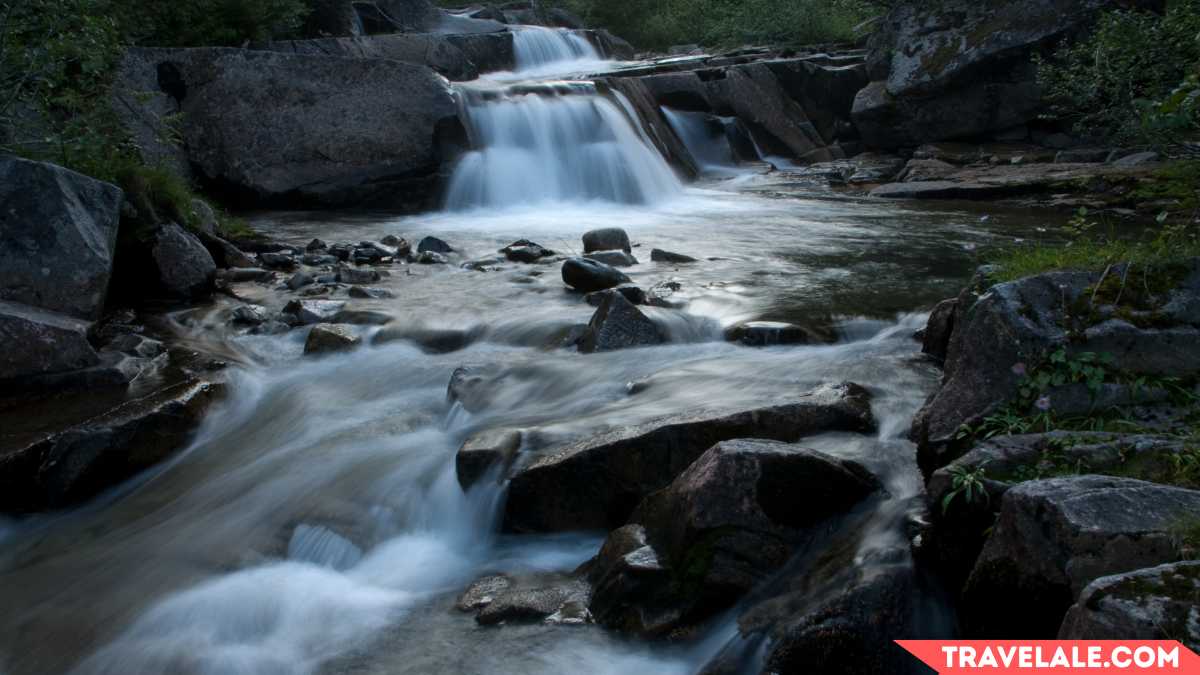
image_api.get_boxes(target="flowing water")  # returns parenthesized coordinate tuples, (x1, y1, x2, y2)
(0, 29, 1067, 675)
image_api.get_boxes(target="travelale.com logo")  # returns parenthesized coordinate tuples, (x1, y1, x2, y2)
(896, 641, 1200, 673)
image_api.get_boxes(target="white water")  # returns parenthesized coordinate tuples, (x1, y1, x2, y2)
(661, 107, 743, 176)
(512, 26, 600, 72)
(444, 83, 682, 210)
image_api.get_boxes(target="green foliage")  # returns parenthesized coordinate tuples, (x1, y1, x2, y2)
(1168, 515, 1200, 557)
(115, 0, 310, 48)
(941, 463, 990, 515)
(541, 0, 879, 50)
(1037, 0, 1200, 143)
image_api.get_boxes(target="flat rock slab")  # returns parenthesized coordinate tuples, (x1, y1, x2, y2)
(503, 382, 876, 533)
(1059, 561, 1200, 648)
(0, 301, 100, 383)
(0, 378, 224, 513)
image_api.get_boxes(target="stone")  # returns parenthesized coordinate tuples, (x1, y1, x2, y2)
(962, 476, 1200, 638)
(220, 268, 273, 283)
(584, 250, 638, 268)
(582, 227, 632, 254)
(898, 158, 958, 183)
(1058, 562, 1200, 649)
(1112, 151, 1160, 167)
(456, 429, 523, 490)
(1055, 148, 1110, 164)
(114, 48, 461, 209)
(578, 292, 664, 354)
(286, 272, 315, 290)
(921, 298, 957, 363)
(188, 198, 218, 235)
(446, 365, 496, 413)
(589, 440, 880, 636)
(501, 239, 555, 263)
(585, 286, 647, 307)
(869, 181, 1011, 200)
(0, 156, 122, 320)
(141, 222, 218, 300)
(304, 324, 361, 355)
(306, 238, 327, 251)
(282, 299, 346, 325)
(724, 321, 825, 347)
(561, 257, 631, 293)
(105, 334, 165, 359)
(374, 326, 479, 354)
(301, 253, 338, 266)
(417, 236, 453, 254)
(258, 252, 297, 271)
(335, 265, 381, 285)
(0, 301, 100, 383)
(230, 304, 269, 325)
(504, 382, 876, 533)
(0, 378, 223, 513)
(198, 232, 257, 269)
(473, 575, 591, 626)
(650, 249, 697, 264)
(456, 574, 513, 612)
(416, 251, 448, 265)
(347, 286, 395, 299)
(330, 309, 392, 326)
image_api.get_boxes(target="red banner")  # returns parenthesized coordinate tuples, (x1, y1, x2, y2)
(896, 641, 1200, 674)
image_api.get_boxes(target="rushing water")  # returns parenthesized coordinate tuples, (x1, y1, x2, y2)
(661, 107, 744, 176)
(512, 26, 600, 72)
(0, 26, 1069, 675)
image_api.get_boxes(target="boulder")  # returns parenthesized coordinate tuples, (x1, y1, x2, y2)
(582, 227, 632, 254)
(0, 378, 223, 513)
(375, 326, 478, 353)
(347, 286, 395, 299)
(724, 321, 827, 347)
(584, 250, 638, 268)
(920, 298, 957, 363)
(114, 48, 462, 209)
(197, 231, 257, 269)
(417, 251, 448, 265)
(282, 299, 346, 325)
(585, 286, 646, 307)
(458, 573, 591, 626)
(1058, 562, 1200, 649)
(962, 476, 1200, 637)
(855, 0, 1165, 147)
(335, 265, 382, 285)
(330, 309, 392, 326)
(650, 249, 697, 264)
(706, 64, 833, 162)
(304, 324, 361, 355)
(578, 291, 664, 353)
(286, 272, 315, 291)
(763, 58, 870, 145)
(561, 257, 631, 293)
(0, 302, 101, 383)
(0, 156, 123, 320)
(589, 440, 880, 636)
(230, 304, 269, 325)
(456, 428, 523, 490)
(503, 382, 876, 532)
(899, 159, 958, 183)
(123, 222, 217, 301)
(501, 239, 554, 263)
(263, 33, 481, 81)
(417, 236, 454, 254)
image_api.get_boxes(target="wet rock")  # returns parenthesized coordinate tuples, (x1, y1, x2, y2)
(456, 574, 513, 612)
(446, 365, 496, 413)
(219, 268, 273, 283)
(286, 272, 315, 290)
(374, 326, 479, 353)
(0, 378, 224, 513)
(145, 222, 218, 299)
(105, 334, 165, 359)
(646, 280, 685, 308)
(416, 251, 449, 265)
(258, 252, 298, 271)
(328, 243, 354, 261)
(869, 180, 1010, 200)
(724, 321, 826, 347)
(301, 253, 338, 266)
(379, 235, 409, 252)
(504, 382, 876, 532)
(1058, 562, 1200, 649)
(306, 238, 327, 251)
(0, 302, 100, 382)
(582, 227, 632, 254)
(1055, 148, 1110, 164)
(962, 476, 1200, 638)
(198, 232, 257, 269)
(417, 236, 453, 254)
(589, 440, 880, 636)
(898, 158, 957, 183)
(335, 265, 382, 285)
(578, 292, 664, 354)
(1113, 151, 1160, 167)
(300, 285, 333, 297)
(585, 286, 646, 307)
(347, 286, 395, 299)
(230, 304, 269, 325)
(331, 309, 392, 326)
(584, 250, 639, 268)
(501, 239, 555, 263)
(473, 575, 591, 626)
(920, 298, 957, 363)
(0, 156, 122, 320)
(282, 299, 346, 325)
(561, 257, 631, 293)
(456, 429, 523, 490)
(304, 324, 361, 355)
(650, 249, 697, 264)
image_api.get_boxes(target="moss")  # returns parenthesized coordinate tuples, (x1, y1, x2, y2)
(1130, 161, 1200, 210)
(116, 164, 199, 232)
(216, 212, 264, 242)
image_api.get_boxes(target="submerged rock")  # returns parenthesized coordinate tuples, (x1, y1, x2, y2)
(347, 286, 395, 299)
(374, 326, 479, 353)
(725, 321, 827, 347)
(501, 239, 555, 263)
(650, 249, 697, 264)
(304, 324, 360, 355)
(282, 299, 346, 325)
(504, 382, 876, 532)
(417, 236, 454, 254)
(561, 257, 631, 293)
(456, 428, 522, 489)
(578, 291, 664, 353)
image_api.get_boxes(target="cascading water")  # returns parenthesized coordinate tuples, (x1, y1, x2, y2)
(444, 83, 682, 210)
(512, 26, 601, 71)
(661, 107, 743, 175)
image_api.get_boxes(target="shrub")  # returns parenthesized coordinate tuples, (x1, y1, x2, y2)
(1037, 0, 1200, 143)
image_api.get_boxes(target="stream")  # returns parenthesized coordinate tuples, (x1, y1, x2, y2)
(0, 28, 1065, 675)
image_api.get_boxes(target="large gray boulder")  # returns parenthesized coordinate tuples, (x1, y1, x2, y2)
(262, 31, 510, 80)
(962, 475, 1200, 637)
(114, 48, 462, 209)
(0, 156, 122, 320)
(0, 378, 223, 513)
(503, 382, 876, 532)
(1059, 562, 1200, 649)
(854, 0, 1166, 148)
(912, 262, 1200, 477)
(148, 223, 217, 300)
(588, 439, 880, 636)
(561, 257, 631, 293)
(0, 301, 100, 383)
(578, 291, 664, 353)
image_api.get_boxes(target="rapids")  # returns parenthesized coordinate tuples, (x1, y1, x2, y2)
(0, 26, 1065, 675)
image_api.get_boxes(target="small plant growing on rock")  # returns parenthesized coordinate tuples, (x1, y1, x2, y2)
(942, 464, 990, 515)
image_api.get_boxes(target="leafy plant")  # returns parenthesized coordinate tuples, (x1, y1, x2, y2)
(942, 463, 990, 515)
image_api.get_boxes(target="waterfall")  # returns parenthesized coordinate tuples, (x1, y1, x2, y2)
(444, 83, 682, 210)
(512, 26, 601, 71)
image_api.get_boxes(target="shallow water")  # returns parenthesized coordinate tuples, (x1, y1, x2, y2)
(0, 30, 1071, 675)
